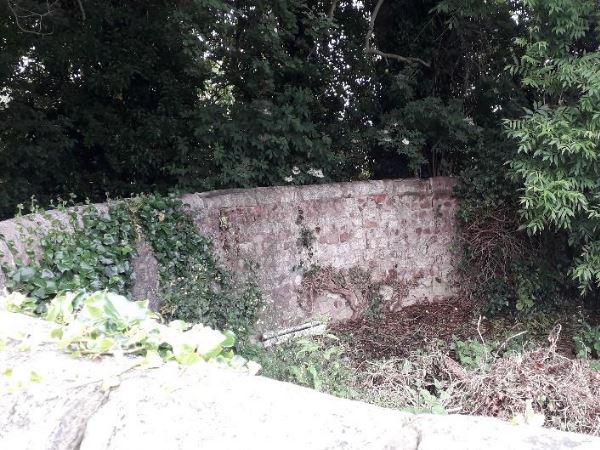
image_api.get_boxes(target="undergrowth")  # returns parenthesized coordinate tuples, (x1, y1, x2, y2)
(244, 304, 600, 436)
(351, 340, 600, 435)
(240, 335, 355, 398)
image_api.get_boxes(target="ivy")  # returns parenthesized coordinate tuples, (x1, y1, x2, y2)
(1, 202, 135, 308)
(131, 194, 262, 339)
(0, 195, 262, 341)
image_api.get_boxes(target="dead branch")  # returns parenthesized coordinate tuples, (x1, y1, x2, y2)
(6, 0, 85, 35)
(364, 0, 430, 67)
(76, 0, 85, 21)
(457, 207, 530, 291)
(328, 0, 339, 19)
(353, 342, 600, 435)
(300, 266, 368, 319)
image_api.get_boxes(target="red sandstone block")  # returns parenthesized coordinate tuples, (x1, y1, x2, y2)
(370, 194, 387, 205)
(339, 231, 352, 243)
(419, 197, 433, 209)
(318, 231, 339, 245)
(385, 196, 397, 207)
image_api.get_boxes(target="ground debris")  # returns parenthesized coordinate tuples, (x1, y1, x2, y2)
(350, 341, 600, 436)
(332, 298, 479, 360)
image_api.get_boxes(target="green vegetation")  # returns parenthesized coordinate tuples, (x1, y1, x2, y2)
(506, 0, 600, 295)
(575, 322, 600, 360)
(1, 0, 600, 435)
(0, 290, 255, 370)
(2, 0, 599, 312)
(0, 195, 262, 341)
(241, 326, 599, 433)
(130, 195, 262, 339)
(241, 335, 354, 398)
(1, 201, 135, 304)
(450, 338, 494, 370)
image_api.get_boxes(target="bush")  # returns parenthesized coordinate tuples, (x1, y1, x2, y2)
(574, 323, 600, 360)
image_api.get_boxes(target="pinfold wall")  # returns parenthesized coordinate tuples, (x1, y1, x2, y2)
(183, 177, 458, 331)
(0, 177, 458, 332)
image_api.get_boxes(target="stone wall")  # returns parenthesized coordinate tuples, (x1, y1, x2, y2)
(0, 177, 458, 332)
(183, 177, 458, 331)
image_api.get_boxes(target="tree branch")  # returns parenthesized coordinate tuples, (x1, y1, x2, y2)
(6, 0, 57, 35)
(6, 0, 84, 35)
(76, 0, 85, 21)
(328, 0, 340, 20)
(364, 0, 431, 68)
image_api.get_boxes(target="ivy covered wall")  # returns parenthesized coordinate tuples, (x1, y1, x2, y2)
(0, 178, 458, 333)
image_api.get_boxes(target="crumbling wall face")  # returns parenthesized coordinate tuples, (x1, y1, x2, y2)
(183, 177, 458, 331)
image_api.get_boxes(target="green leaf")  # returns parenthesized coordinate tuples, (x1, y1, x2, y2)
(30, 371, 43, 383)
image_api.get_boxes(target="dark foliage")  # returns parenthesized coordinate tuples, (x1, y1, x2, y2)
(3, 0, 597, 311)
(1, 0, 524, 217)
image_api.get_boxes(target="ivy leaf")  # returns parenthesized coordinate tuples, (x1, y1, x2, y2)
(173, 345, 202, 365)
(30, 371, 43, 383)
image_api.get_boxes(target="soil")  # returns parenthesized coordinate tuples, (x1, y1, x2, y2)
(331, 298, 600, 361)
(332, 298, 481, 361)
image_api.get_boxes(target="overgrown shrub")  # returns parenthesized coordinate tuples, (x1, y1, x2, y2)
(506, 0, 600, 296)
(455, 137, 572, 313)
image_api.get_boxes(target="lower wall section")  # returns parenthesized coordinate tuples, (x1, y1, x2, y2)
(183, 177, 458, 332)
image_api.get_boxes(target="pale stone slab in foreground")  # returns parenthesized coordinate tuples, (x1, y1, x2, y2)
(1, 311, 599, 450)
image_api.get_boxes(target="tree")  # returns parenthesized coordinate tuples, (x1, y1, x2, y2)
(0, 0, 220, 216)
(0, 0, 528, 220)
(506, 0, 600, 293)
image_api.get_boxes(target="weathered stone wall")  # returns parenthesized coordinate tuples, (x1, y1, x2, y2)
(183, 177, 458, 331)
(0, 178, 458, 332)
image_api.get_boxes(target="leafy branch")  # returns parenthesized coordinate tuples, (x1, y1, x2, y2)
(0, 290, 259, 372)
